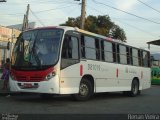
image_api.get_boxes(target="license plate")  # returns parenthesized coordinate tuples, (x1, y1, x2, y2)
(23, 83, 33, 88)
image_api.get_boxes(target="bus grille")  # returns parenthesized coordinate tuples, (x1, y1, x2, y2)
(16, 76, 44, 82)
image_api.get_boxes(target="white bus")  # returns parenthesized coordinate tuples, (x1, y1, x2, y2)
(9, 26, 151, 100)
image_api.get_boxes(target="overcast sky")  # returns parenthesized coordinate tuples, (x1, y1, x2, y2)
(0, 0, 160, 53)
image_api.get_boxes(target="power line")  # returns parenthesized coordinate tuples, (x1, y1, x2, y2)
(34, 1, 78, 5)
(34, 5, 77, 14)
(29, 0, 70, 3)
(0, 4, 78, 16)
(92, 0, 160, 25)
(6, 0, 76, 5)
(30, 8, 45, 26)
(87, 4, 157, 38)
(114, 20, 156, 37)
(0, 13, 24, 16)
(137, 0, 160, 14)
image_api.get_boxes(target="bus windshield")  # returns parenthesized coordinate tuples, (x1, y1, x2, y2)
(12, 28, 63, 70)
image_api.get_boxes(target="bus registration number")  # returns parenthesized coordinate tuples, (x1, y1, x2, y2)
(23, 83, 33, 88)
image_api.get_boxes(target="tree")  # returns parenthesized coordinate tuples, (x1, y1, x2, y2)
(60, 15, 127, 42)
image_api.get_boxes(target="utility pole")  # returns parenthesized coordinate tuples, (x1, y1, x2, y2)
(74, 0, 86, 29)
(22, 15, 26, 31)
(25, 4, 30, 30)
(22, 4, 30, 31)
(80, 0, 85, 29)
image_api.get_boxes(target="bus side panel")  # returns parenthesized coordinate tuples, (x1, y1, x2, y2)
(142, 68, 151, 89)
(117, 65, 150, 91)
(84, 60, 118, 92)
(60, 63, 81, 94)
(115, 64, 135, 91)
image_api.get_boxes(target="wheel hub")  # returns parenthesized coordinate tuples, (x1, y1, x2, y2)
(79, 83, 88, 96)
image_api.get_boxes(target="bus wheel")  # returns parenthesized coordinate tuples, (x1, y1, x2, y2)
(72, 79, 93, 101)
(129, 79, 139, 97)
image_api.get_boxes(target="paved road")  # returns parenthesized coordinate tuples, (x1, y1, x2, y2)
(0, 85, 159, 114)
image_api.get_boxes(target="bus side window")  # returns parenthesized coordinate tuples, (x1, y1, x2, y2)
(130, 48, 133, 65)
(101, 40, 114, 62)
(147, 52, 151, 67)
(112, 43, 116, 62)
(81, 35, 98, 60)
(126, 47, 130, 64)
(143, 51, 149, 67)
(61, 35, 69, 58)
(132, 48, 139, 66)
(95, 38, 100, 60)
(117, 45, 120, 63)
(61, 34, 79, 69)
(138, 50, 142, 66)
(81, 35, 85, 58)
(119, 45, 127, 64)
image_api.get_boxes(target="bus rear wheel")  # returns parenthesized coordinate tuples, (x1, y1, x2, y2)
(129, 79, 139, 97)
(72, 79, 93, 101)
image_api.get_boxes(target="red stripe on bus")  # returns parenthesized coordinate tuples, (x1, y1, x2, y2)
(116, 68, 119, 78)
(80, 65, 83, 76)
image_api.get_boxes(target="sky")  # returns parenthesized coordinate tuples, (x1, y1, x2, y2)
(0, 0, 160, 53)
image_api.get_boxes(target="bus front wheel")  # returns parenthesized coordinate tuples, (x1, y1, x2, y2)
(72, 79, 93, 101)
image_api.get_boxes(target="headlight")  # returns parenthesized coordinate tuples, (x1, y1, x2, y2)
(45, 71, 56, 81)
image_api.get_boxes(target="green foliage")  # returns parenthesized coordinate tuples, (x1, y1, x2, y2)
(60, 15, 127, 42)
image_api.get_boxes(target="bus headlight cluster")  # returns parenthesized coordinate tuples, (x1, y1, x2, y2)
(45, 71, 56, 81)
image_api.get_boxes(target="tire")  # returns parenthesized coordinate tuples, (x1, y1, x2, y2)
(129, 79, 139, 97)
(72, 79, 93, 101)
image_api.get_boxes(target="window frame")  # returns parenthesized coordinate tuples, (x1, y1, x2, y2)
(80, 34, 101, 61)
(60, 31, 80, 69)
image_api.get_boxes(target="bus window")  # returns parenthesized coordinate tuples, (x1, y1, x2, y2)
(117, 45, 120, 63)
(119, 45, 127, 64)
(132, 48, 139, 66)
(138, 50, 142, 66)
(104, 41, 113, 62)
(101, 41, 114, 62)
(130, 48, 133, 65)
(81, 35, 98, 60)
(61, 34, 79, 69)
(143, 51, 149, 67)
(147, 52, 151, 67)
(95, 39, 100, 60)
(112, 43, 116, 62)
(81, 35, 85, 58)
(126, 47, 130, 64)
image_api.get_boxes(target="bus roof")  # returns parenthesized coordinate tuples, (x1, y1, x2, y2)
(25, 26, 149, 51)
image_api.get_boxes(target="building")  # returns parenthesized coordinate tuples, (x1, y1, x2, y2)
(0, 25, 21, 67)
